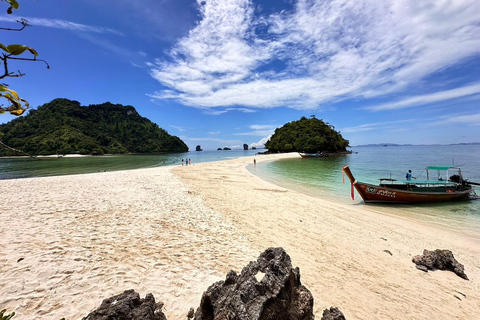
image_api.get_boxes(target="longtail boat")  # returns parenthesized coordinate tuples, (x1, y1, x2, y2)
(342, 165, 478, 203)
(299, 152, 324, 158)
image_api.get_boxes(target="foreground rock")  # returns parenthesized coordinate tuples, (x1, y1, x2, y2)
(321, 307, 346, 320)
(193, 247, 314, 320)
(82, 289, 167, 320)
(412, 249, 468, 280)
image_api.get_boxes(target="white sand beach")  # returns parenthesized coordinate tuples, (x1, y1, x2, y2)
(1, 153, 479, 319)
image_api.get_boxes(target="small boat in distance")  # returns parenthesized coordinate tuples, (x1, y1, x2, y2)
(299, 152, 324, 158)
(342, 165, 479, 203)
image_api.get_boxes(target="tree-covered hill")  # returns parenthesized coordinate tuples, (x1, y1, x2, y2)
(265, 116, 349, 153)
(0, 98, 188, 156)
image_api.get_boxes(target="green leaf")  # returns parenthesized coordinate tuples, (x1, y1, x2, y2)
(0, 43, 8, 53)
(8, 0, 19, 10)
(0, 87, 28, 116)
(0, 86, 20, 99)
(27, 47, 39, 56)
(6, 44, 38, 56)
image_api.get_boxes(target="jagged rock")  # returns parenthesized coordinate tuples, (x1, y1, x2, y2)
(412, 249, 468, 280)
(321, 307, 346, 320)
(193, 247, 314, 320)
(187, 307, 194, 319)
(82, 289, 167, 320)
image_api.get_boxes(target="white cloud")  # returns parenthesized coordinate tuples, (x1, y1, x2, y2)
(148, 0, 480, 111)
(365, 83, 480, 111)
(249, 124, 277, 130)
(250, 135, 272, 149)
(234, 123, 278, 136)
(169, 125, 186, 132)
(341, 120, 412, 133)
(0, 16, 124, 35)
(430, 113, 480, 127)
(235, 130, 273, 136)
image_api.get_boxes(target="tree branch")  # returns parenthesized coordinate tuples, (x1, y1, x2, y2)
(0, 139, 35, 157)
(0, 18, 29, 31)
(0, 55, 50, 79)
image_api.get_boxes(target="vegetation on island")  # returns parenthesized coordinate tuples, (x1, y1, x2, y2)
(0, 98, 189, 156)
(265, 116, 349, 153)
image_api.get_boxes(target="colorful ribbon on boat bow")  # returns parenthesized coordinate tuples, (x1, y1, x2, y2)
(342, 167, 354, 200)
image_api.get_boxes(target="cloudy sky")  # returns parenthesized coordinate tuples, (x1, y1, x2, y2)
(1, 0, 479, 150)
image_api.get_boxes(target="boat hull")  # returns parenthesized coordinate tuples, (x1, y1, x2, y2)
(299, 153, 323, 158)
(353, 181, 472, 203)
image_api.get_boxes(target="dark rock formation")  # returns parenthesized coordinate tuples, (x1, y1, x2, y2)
(187, 307, 195, 319)
(193, 247, 314, 320)
(196, 145, 203, 151)
(412, 249, 468, 280)
(243, 144, 248, 150)
(82, 289, 167, 320)
(321, 307, 346, 320)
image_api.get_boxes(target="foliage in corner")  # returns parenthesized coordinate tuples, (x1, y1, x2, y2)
(265, 116, 349, 153)
(0, 0, 49, 116)
(0, 309, 15, 320)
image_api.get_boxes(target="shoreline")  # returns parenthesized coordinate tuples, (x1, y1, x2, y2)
(1, 153, 479, 319)
(249, 153, 480, 242)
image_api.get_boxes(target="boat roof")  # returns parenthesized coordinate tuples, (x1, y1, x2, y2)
(426, 166, 461, 171)
(399, 180, 458, 185)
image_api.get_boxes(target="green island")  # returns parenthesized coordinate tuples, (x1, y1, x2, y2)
(0, 98, 188, 156)
(265, 116, 349, 153)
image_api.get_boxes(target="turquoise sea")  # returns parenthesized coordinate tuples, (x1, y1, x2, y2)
(249, 145, 480, 239)
(0, 150, 259, 180)
(1, 145, 479, 238)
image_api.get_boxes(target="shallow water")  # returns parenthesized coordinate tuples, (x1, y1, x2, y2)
(249, 145, 480, 238)
(0, 150, 259, 180)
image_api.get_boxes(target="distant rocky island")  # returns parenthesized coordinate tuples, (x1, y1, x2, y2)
(0, 98, 188, 156)
(354, 142, 480, 147)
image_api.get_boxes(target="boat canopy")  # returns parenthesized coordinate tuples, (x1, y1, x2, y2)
(399, 180, 458, 185)
(426, 166, 459, 171)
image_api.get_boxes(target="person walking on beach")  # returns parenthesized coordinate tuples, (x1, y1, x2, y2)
(181, 159, 184, 166)
(254, 158, 256, 166)
(406, 170, 412, 180)
(189, 158, 191, 165)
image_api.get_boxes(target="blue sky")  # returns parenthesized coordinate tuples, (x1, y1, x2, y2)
(1, 0, 479, 150)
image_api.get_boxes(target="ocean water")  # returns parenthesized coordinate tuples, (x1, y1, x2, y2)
(0, 150, 259, 180)
(249, 145, 480, 238)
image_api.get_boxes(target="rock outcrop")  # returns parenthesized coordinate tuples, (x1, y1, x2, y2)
(82, 289, 167, 320)
(412, 249, 468, 280)
(193, 247, 314, 320)
(321, 307, 346, 320)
